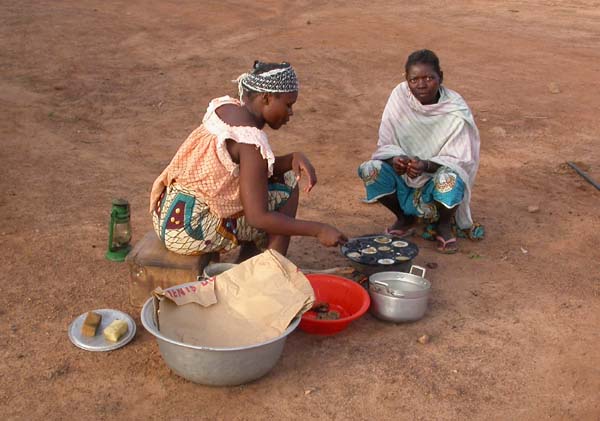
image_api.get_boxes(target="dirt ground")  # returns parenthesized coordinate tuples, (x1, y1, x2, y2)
(1, 0, 599, 419)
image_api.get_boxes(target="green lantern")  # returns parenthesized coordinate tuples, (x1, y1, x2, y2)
(106, 198, 132, 262)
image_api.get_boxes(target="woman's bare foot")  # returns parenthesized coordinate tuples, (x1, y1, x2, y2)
(435, 210, 458, 254)
(436, 235, 458, 254)
(377, 193, 416, 235)
(388, 215, 415, 233)
(436, 220, 454, 239)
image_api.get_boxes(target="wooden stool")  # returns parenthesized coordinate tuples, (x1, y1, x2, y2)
(126, 231, 218, 307)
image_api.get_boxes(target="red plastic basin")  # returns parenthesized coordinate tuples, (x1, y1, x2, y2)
(299, 274, 370, 336)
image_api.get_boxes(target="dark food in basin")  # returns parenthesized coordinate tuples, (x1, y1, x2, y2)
(317, 310, 340, 320)
(312, 302, 330, 313)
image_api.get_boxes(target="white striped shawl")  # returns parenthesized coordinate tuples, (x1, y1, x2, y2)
(371, 81, 480, 229)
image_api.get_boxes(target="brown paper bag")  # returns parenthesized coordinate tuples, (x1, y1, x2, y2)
(153, 278, 217, 307)
(154, 249, 315, 348)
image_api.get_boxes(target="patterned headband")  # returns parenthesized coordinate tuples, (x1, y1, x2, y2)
(235, 62, 299, 101)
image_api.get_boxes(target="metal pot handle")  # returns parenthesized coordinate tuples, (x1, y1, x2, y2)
(409, 265, 427, 278)
(372, 280, 389, 288)
(372, 280, 405, 297)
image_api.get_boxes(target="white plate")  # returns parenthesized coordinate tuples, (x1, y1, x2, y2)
(68, 309, 136, 352)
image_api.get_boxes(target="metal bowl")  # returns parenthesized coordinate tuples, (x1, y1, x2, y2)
(203, 262, 238, 278)
(140, 297, 300, 386)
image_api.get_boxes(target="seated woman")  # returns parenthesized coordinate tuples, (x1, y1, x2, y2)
(358, 49, 483, 254)
(149, 61, 347, 261)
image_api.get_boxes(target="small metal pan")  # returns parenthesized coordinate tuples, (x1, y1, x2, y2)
(340, 234, 419, 276)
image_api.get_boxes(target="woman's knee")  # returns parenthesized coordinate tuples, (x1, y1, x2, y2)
(358, 160, 385, 182)
(433, 170, 464, 192)
(432, 169, 465, 207)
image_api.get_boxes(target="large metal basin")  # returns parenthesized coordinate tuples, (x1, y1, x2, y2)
(140, 297, 300, 386)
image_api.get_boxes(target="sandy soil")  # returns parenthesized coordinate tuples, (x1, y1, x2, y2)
(1, 0, 599, 419)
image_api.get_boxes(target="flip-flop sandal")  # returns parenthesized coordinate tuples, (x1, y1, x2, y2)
(436, 235, 458, 254)
(385, 227, 416, 238)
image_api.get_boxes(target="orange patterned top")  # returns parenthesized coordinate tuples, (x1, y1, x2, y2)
(164, 96, 275, 218)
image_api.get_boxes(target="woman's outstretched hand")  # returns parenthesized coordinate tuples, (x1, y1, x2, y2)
(292, 152, 317, 192)
(317, 225, 348, 247)
(407, 158, 427, 178)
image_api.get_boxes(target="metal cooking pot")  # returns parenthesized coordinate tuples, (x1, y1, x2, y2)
(203, 263, 238, 278)
(368, 265, 430, 322)
(140, 295, 300, 386)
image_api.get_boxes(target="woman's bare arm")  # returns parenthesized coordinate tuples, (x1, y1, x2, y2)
(238, 144, 345, 245)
